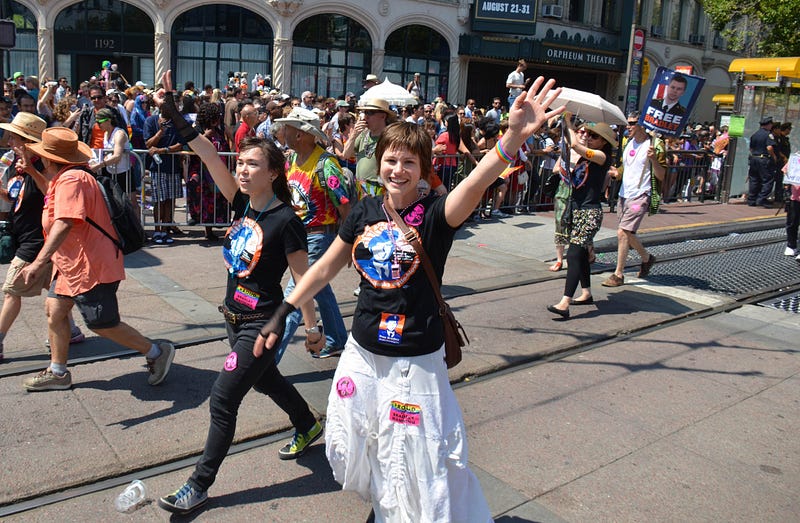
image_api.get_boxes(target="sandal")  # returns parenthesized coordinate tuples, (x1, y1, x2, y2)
(548, 261, 563, 272)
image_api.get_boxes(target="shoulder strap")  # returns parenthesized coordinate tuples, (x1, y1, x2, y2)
(79, 167, 122, 253)
(382, 195, 447, 311)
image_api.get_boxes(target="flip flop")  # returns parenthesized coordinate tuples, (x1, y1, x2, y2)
(548, 261, 563, 272)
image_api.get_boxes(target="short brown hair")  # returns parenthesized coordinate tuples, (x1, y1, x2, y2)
(375, 122, 433, 181)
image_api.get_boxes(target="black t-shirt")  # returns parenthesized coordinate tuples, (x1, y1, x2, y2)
(10, 169, 45, 263)
(338, 194, 458, 357)
(222, 191, 307, 314)
(571, 157, 610, 210)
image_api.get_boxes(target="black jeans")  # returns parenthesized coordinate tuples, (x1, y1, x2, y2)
(189, 321, 317, 491)
(787, 199, 800, 250)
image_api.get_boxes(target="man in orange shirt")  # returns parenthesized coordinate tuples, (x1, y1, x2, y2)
(74, 85, 122, 148)
(18, 128, 176, 391)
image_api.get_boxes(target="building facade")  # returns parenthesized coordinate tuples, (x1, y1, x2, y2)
(3, 0, 740, 122)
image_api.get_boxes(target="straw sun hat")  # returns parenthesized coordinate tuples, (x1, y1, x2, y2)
(26, 127, 93, 165)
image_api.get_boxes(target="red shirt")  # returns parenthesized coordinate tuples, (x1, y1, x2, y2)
(234, 121, 254, 152)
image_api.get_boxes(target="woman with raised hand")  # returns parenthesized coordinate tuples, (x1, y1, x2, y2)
(256, 77, 564, 521)
(547, 117, 616, 320)
(150, 72, 324, 516)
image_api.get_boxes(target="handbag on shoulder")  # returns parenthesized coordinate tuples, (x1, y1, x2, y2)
(383, 197, 468, 368)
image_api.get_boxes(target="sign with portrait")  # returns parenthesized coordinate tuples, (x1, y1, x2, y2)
(640, 67, 705, 137)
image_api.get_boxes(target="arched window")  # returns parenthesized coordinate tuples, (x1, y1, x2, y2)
(384, 26, 449, 104)
(172, 6, 273, 90)
(292, 15, 371, 98)
(2, 1, 37, 80)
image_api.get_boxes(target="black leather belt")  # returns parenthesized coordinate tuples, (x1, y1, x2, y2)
(218, 305, 269, 325)
(306, 224, 337, 235)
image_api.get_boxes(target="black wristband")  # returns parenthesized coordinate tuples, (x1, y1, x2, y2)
(258, 301, 297, 339)
(160, 94, 199, 142)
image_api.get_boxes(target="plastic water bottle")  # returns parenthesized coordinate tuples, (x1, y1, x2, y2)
(0, 150, 14, 180)
(114, 479, 147, 513)
(151, 153, 163, 165)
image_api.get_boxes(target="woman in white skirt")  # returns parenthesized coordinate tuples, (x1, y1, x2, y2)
(258, 78, 564, 522)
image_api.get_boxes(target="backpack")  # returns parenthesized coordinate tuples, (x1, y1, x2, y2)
(82, 168, 145, 255)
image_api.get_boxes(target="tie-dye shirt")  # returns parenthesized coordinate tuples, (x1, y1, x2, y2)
(287, 146, 350, 228)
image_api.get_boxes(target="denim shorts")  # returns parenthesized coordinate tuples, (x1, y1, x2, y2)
(49, 280, 121, 329)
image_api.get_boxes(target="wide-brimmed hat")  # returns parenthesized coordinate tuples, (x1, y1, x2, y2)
(0, 112, 46, 142)
(364, 74, 379, 83)
(356, 98, 393, 115)
(580, 122, 618, 148)
(27, 127, 93, 165)
(274, 107, 328, 143)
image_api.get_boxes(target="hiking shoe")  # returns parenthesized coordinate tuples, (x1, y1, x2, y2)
(279, 421, 323, 460)
(311, 345, 344, 359)
(146, 341, 175, 385)
(638, 254, 656, 278)
(158, 483, 208, 515)
(23, 368, 72, 391)
(601, 274, 625, 287)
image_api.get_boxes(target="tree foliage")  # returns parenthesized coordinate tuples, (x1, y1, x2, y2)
(701, 0, 800, 57)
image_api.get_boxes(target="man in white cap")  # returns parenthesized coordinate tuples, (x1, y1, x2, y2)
(18, 127, 175, 390)
(272, 108, 350, 361)
(362, 74, 379, 93)
(342, 98, 396, 197)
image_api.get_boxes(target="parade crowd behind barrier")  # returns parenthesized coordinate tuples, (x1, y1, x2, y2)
(1, 62, 780, 238)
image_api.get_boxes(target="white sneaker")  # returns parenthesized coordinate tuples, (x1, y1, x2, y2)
(785, 247, 797, 256)
(796, 253, 800, 261)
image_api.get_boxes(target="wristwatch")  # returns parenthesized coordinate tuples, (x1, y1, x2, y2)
(304, 326, 320, 335)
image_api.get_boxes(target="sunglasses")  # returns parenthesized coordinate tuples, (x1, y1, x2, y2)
(363, 110, 378, 116)
(626, 121, 638, 126)
(90, 95, 105, 100)
(584, 131, 601, 139)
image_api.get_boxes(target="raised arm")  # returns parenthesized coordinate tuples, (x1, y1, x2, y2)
(444, 77, 564, 227)
(153, 70, 238, 202)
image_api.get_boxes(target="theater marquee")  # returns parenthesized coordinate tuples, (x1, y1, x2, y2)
(472, 0, 536, 35)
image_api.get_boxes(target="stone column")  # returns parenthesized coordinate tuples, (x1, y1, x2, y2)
(154, 32, 169, 80)
(372, 48, 385, 79)
(272, 37, 292, 93)
(447, 56, 462, 104)
(37, 28, 53, 81)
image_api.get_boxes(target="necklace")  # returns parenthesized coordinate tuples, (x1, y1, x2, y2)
(380, 203, 402, 280)
(244, 193, 277, 222)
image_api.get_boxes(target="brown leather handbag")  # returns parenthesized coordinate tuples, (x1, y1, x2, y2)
(383, 198, 468, 368)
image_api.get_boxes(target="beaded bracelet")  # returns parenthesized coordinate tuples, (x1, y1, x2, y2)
(494, 139, 515, 164)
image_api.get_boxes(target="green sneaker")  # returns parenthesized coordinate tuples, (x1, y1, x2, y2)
(158, 482, 208, 515)
(278, 421, 323, 460)
(23, 368, 72, 391)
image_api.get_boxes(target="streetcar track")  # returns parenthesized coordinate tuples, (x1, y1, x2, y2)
(0, 233, 788, 381)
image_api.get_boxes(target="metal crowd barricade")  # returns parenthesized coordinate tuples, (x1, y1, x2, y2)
(129, 149, 236, 231)
(665, 149, 721, 203)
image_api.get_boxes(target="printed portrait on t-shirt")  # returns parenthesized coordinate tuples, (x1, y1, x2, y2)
(353, 222, 419, 289)
(223, 216, 264, 278)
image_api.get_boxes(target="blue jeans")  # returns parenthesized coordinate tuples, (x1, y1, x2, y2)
(275, 232, 348, 363)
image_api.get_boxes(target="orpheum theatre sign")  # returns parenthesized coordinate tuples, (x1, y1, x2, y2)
(473, 0, 536, 35)
(540, 44, 625, 72)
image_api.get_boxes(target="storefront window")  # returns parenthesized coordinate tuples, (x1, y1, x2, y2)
(384, 25, 449, 104)
(291, 15, 371, 98)
(2, 1, 37, 81)
(173, 6, 273, 90)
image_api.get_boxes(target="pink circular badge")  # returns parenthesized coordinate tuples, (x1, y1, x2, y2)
(224, 352, 238, 371)
(404, 204, 424, 226)
(327, 175, 340, 189)
(336, 377, 356, 398)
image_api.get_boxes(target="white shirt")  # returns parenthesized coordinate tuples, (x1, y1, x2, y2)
(506, 70, 524, 97)
(620, 137, 651, 199)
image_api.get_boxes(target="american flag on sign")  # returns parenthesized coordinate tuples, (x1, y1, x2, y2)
(652, 69, 674, 99)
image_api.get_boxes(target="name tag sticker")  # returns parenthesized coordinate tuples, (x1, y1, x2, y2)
(389, 400, 421, 426)
(233, 285, 260, 310)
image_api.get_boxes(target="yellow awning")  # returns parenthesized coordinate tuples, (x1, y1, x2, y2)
(728, 57, 800, 79)
(712, 94, 735, 105)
